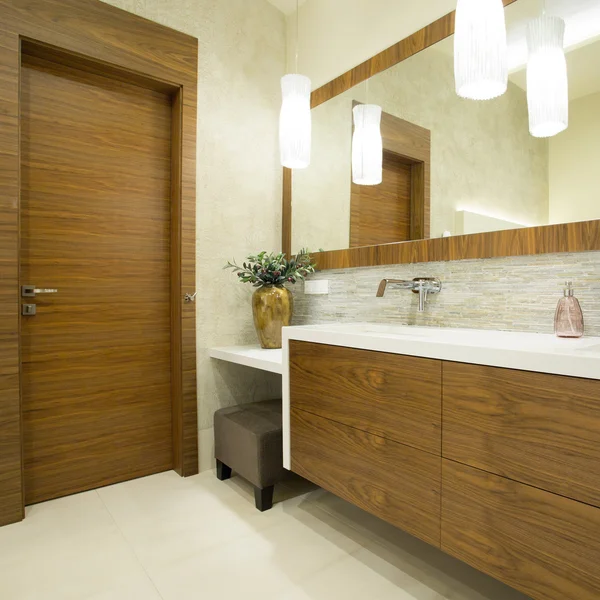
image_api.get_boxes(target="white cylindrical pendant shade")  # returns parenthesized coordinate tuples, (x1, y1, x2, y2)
(526, 15, 568, 138)
(352, 104, 383, 186)
(454, 0, 508, 100)
(279, 74, 311, 169)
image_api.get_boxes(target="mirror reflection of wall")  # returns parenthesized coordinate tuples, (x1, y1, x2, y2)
(292, 0, 600, 255)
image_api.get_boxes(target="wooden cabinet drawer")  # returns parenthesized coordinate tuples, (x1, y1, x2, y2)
(442, 362, 600, 507)
(290, 341, 441, 454)
(442, 460, 600, 600)
(291, 407, 441, 547)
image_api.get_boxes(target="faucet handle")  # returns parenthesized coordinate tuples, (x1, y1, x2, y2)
(412, 277, 442, 294)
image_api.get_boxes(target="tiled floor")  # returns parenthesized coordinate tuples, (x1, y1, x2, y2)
(0, 470, 530, 600)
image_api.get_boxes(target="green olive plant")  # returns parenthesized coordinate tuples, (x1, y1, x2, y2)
(225, 249, 316, 288)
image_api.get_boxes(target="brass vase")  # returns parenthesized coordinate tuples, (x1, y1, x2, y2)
(252, 285, 293, 349)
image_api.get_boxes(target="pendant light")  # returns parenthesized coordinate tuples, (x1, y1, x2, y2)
(352, 100, 383, 186)
(279, 0, 311, 169)
(454, 0, 508, 100)
(526, 11, 568, 138)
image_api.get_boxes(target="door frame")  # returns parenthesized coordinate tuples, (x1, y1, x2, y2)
(0, 0, 199, 526)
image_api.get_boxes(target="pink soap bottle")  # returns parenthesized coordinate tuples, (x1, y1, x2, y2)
(554, 281, 584, 338)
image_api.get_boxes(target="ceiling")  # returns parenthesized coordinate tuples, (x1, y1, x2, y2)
(266, 0, 307, 15)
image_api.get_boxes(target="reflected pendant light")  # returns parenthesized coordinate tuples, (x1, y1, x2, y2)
(526, 14, 568, 138)
(454, 0, 508, 100)
(352, 104, 383, 186)
(279, 0, 311, 169)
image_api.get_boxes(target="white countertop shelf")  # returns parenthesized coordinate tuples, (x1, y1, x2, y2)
(209, 345, 283, 374)
(282, 323, 600, 381)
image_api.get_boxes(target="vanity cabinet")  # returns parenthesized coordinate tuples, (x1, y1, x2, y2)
(288, 340, 600, 600)
(289, 340, 441, 454)
(443, 362, 600, 508)
(442, 460, 600, 600)
(291, 408, 441, 546)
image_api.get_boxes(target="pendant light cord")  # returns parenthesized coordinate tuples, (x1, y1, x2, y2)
(295, 0, 299, 73)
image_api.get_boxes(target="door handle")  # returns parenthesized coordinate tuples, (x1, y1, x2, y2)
(22, 285, 58, 298)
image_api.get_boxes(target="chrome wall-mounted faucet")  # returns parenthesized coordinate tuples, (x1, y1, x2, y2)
(376, 277, 442, 312)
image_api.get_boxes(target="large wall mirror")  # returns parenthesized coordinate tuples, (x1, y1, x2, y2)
(286, 0, 600, 267)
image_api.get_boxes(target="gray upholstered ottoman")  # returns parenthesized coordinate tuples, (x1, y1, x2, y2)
(213, 399, 284, 511)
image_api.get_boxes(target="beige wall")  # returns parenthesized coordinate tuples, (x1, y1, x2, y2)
(287, 0, 457, 89)
(101, 0, 285, 469)
(549, 92, 600, 224)
(293, 48, 549, 251)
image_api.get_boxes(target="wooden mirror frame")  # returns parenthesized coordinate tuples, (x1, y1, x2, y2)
(282, 0, 600, 269)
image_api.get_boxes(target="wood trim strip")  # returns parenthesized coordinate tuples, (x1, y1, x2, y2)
(171, 87, 184, 476)
(313, 221, 600, 270)
(277, 0, 600, 271)
(0, 0, 198, 526)
(282, 167, 292, 256)
(310, 0, 518, 109)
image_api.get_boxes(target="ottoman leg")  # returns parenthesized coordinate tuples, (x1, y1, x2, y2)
(216, 460, 232, 481)
(254, 485, 274, 512)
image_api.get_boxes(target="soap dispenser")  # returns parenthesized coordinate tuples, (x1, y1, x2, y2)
(554, 281, 584, 338)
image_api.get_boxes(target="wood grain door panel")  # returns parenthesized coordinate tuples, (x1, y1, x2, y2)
(443, 362, 600, 508)
(20, 52, 173, 504)
(291, 408, 441, 547)
(350, 152, 412, 247)
(289, 341, 442, 454)
(442, 460, 600, 600)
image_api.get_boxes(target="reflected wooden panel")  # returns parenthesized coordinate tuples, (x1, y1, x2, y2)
(350, 153, 412, 247)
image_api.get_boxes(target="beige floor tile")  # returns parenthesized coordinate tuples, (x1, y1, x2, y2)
(0, 491, 150, 600)
(149, 529, 296, 600)
(294, 491, 530, 600)
(293, 552, 412, 600)
(97, 471, 314, 572)
(0, 471, 531, 600)
(82, 573, 162, 600)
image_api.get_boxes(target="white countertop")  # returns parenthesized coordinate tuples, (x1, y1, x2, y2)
(282, 322, 600, 380)
(209, 345, 283, 374)
(281, 322, 600, 469)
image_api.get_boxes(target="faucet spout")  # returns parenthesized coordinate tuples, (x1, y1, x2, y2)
(376, 279, 415, 297)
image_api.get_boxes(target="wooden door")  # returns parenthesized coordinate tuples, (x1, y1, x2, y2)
(20, 53, 174, 504)
(350, 151, 413, 247)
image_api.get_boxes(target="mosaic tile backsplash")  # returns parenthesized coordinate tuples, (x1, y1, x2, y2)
(292, 251, 600, 337)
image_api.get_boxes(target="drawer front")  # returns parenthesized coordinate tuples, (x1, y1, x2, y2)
(442, 460, 600, 600)
(290, 341, 441, 454)
(443, 362, 600, 507)
(291, 407, 441, 547)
